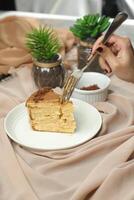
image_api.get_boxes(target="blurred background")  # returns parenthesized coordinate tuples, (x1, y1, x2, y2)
(0, 0, 134, 18)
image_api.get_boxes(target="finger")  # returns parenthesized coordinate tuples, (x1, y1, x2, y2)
(110, 45, 119, 55)
(92, 35, 104, 54)
(106, 35, 133, 61)
(92, 34, 118, 55)
(99, 57, 112, 73)
(92, 34, 127, 55)
(96, 44, 119, 72)
(108, 35, 132, 51)
(108, 34, 122, 44)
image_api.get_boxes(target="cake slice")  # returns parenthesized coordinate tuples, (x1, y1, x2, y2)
(26, 87, 76, 133)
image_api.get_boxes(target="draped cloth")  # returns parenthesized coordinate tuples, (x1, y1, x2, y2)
(0, 16, 134, 200)
(0, 16, 75, 74)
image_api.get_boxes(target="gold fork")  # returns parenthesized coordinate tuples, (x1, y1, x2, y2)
(60, 12, 128, 103)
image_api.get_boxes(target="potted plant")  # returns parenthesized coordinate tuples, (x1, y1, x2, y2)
(70, 14, 110, 69)
(26, 26, 65, 88)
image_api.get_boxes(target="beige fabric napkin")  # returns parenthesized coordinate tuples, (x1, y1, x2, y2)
(0, 16, 37, 74)
(0, 66, 134, 200)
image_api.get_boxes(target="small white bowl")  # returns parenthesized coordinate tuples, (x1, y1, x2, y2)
(72, 72, 111, 104)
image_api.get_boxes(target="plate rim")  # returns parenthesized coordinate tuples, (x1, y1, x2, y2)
(4, 98, 102, 151)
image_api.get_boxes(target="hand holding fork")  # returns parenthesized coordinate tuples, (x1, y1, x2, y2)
(60, 12, 128, 103)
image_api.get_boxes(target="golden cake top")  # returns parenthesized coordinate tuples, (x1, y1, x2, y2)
(26, 87, 60, 105)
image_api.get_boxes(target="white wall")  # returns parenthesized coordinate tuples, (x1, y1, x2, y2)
(15, 0, 102, 16)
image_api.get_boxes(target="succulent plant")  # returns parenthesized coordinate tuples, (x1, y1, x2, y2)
(26, 26, 61, 62)
(70, 14, 110, 41)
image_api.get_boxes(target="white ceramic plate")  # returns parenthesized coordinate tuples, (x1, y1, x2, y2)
(4, 98, 102, 150)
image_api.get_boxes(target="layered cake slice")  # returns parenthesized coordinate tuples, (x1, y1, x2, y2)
(26, 88, 76, 133)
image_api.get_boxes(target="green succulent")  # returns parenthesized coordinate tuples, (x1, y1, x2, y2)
(70, 14, 110, 41)
(26, 26, 61, 62)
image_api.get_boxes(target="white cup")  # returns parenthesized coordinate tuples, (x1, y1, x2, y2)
(72, 72, 111, 104)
